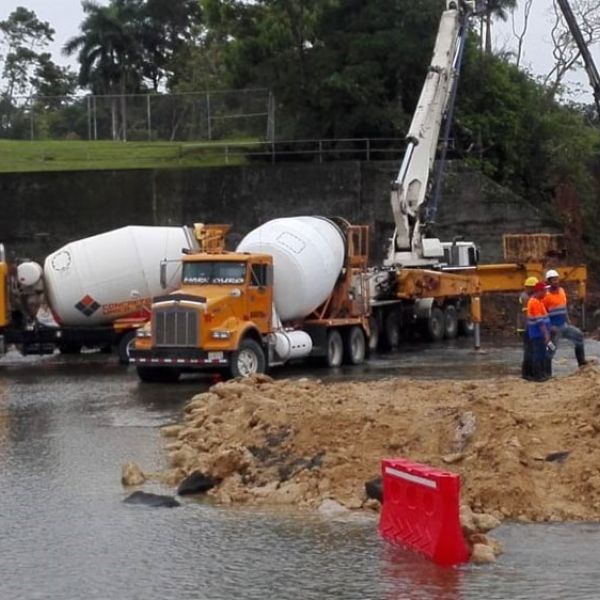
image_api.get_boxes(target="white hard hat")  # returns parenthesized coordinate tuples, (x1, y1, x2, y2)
(545, 269, 559, 279)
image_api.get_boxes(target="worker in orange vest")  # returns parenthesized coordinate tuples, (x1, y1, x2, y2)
(543, 269, 586, 367)
(526, 281, 554, 381)
(519, 276, 539, 380)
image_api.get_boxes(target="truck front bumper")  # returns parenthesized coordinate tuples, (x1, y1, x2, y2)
(129, 347, 229, 368)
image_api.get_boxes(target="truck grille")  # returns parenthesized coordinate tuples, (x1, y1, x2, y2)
(153, 307, 199, 347)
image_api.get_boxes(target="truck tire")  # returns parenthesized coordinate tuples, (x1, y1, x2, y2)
(136, 367, 181, 383)
(229, 338, 266, 378)
(444, 305, 458, 339)
(323, 329, 343, 368)
(458, 318, 475, 337)
(117, 331, 136, 365)
(343, 326, 366, 365)
(426, 307, 445, 342)
(368, 316, 379, 354)
(382, 310, 400, 350)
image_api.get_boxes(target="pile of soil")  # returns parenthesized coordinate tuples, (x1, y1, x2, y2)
(149, 366, 600, 523)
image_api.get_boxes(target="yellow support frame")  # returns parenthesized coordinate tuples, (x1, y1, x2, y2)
(473, 263, 587, 299)
(395, 268, 481, 299)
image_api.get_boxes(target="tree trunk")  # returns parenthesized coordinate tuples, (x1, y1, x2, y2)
(485, 13, 492, 55)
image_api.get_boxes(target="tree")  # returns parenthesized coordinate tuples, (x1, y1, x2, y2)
(480, 0, 517, 55)
(31, 53, 78, 106)
(544, 0, 600, 103)
(140, 0, 203, 91)
(457, 46, 599, 205)
(202, 0, 445, 139)
(510, 0, 534, 68)
(64, 0, 145, 140)
(0, 7, 55, 100)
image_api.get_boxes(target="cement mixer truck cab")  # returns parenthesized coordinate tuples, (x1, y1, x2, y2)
(130, 218, 371, 382)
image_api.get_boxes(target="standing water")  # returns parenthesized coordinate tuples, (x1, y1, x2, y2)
(0, 341, 599, 600)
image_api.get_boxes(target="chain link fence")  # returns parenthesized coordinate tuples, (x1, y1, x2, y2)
(0, 89, 275, 142)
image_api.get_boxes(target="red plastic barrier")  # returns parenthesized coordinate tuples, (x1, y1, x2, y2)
(378, 458, 469, 567)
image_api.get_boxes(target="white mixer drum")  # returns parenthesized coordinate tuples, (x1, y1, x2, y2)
(44, 226, 193, 326)
(237, 217, 345, 321)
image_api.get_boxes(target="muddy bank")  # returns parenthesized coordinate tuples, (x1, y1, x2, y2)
(149, 367, 600, 522)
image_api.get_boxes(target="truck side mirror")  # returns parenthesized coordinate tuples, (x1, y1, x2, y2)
(159, 260, 167, 289)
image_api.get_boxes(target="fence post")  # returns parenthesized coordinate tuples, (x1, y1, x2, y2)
(29, 100, 34, 141)
(147, 95, 152, 141)
(318, 140, 323, 164)
(267, 91, 276, 142)
(87, 96, 92, 141)
(206, 92, 212, 140)
(366, 138, 371, 161)
(93, 95, 98, 141)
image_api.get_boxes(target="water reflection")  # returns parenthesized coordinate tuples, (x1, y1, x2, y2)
(0, 346, 600, 599)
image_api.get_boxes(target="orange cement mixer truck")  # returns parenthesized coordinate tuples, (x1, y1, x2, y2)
(130, 217, 371, 381)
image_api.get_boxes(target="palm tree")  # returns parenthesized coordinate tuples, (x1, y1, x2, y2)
(482, 0, 518, 55)
(63, 0, 144, 140)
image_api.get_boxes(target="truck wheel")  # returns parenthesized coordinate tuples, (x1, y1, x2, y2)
(382, 311, 400, 350)
(368, 316, 379, 354)
(343, 326, 366, 365)
(323, 329, 343, 368)
(229, 338, 266, 378)
(444, 305, 458, 339)
(136, 367, 180, 383)
(117, 331, 136, 365)
(58, 343, 82, 355)
(458, 318, 475, 337)
(426, 307, 445, 342)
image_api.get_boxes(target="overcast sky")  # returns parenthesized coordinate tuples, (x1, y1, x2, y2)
(0, 0, 597, 103)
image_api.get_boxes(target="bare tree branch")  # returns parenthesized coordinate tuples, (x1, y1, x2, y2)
(510, 0, 534, 68)
(546, 0, 600, 100)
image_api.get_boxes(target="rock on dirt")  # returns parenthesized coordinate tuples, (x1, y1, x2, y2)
(121, 462, 146, 486)
(471, 543, 496, 565)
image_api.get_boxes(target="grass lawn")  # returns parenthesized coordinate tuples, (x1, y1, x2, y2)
(0, 139, 264, 173)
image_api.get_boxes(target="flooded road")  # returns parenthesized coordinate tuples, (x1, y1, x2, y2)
(1, 340, 599, 600)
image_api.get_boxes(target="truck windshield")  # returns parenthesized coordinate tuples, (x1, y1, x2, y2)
(182, 261, 246, 285)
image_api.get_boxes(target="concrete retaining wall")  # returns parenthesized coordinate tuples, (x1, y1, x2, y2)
(0, 161, 557, 264)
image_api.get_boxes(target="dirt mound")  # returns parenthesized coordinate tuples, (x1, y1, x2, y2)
(154, 367, 600, 522)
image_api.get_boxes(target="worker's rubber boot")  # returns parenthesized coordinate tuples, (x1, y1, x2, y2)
(576, 346, 587, 367)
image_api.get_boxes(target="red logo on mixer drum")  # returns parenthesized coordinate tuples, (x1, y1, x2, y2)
(75, 295, 101, 317)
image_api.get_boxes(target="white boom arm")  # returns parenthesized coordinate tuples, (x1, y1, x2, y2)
(387, 1, 470, 266)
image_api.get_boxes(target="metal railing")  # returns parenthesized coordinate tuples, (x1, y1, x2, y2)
(183, 138, 406, 164)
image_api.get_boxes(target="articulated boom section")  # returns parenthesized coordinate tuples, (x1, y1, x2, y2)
(389, 2, 469, 263)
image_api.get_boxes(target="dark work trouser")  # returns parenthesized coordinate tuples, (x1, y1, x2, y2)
(521, 331, 533, 379)
(531, 337, 551, 381)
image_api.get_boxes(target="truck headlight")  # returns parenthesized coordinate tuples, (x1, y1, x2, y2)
(136, 329, 151, 338)
(211, 330, 231, 339)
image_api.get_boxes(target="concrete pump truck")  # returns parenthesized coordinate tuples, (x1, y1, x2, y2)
(129, 0, 491, 381)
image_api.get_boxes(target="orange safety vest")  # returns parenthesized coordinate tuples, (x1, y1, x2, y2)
(542, 287, 568, 327)
(527, 296, 549, 339)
